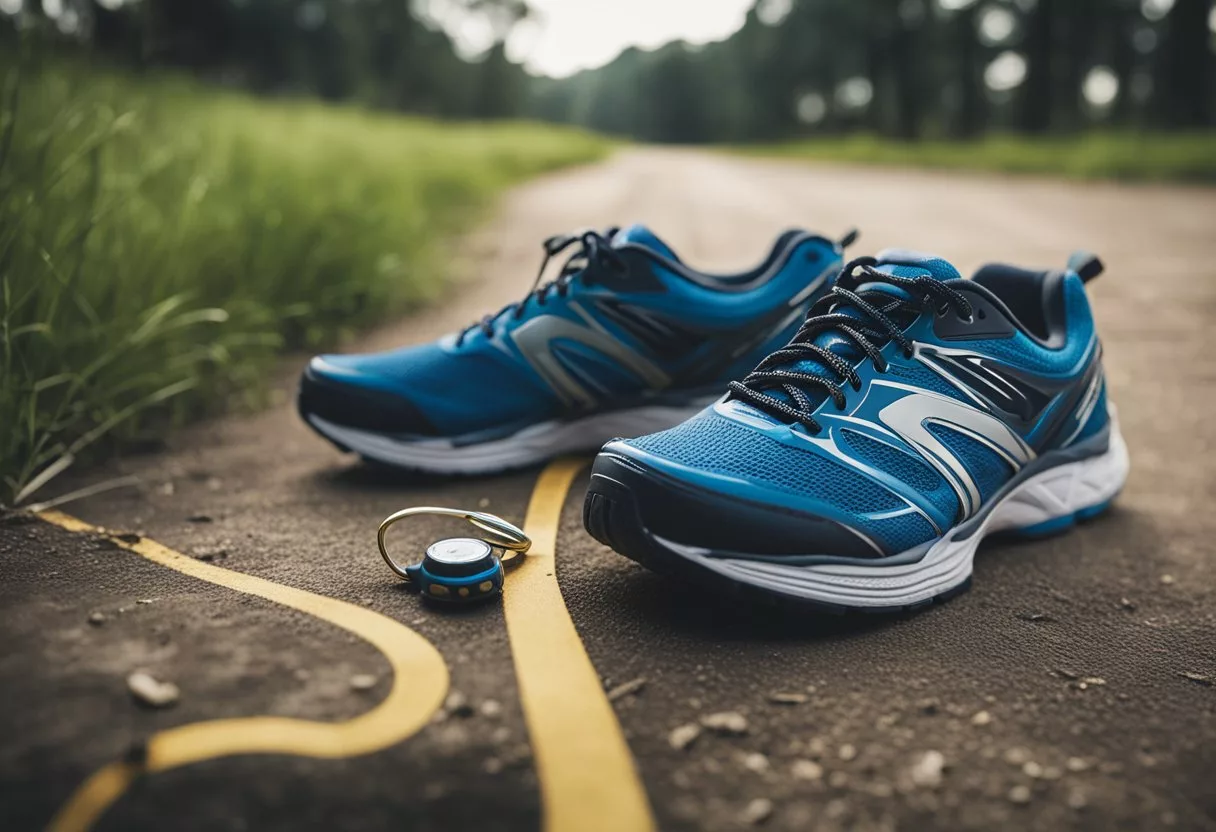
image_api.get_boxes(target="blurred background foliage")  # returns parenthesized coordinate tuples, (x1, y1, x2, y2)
(0, 4, 605, 505)
(4, 0, 1212, 144)
(534, 0, 1214, 144)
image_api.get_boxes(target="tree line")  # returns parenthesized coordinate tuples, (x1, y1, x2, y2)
(2, 0, 533, 119)
(531, 0, 1215, 143)
(3, 0, 1213, 142)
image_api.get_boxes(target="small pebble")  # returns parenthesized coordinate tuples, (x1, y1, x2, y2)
(1004, 747, 1031, 765)
(768, 692, 808, 705)
(445, 690, 474, 718)
(669, 723, 701, 750)
(1066, 756, 1090, 772)
(349, 674, 377, 691)
(791, 759, 824, 781)
(606, 677, 647, 702)
(739, 798, 773, 826)
(701, 711, 749, 735)
(88, 612, 106, 626)
(909, 750, 946, 788)
(1067, 788, 1088, 810)
(1072, 677, 1106, 691)
(1119, 597, 1137, 611)
(480, 699, 503, 718)
(1023, 761, 1044, 779)
(192, 546, 227, 562)
(1008, 784, 1032, 804)
(127, 671, 179, 708)
(971, 710, 992, 726)
(741, 752, 769, 773)
(838, 743, 857, 761)
(1178, 671, 1213, 686)
(1160, 574, 1175, 585)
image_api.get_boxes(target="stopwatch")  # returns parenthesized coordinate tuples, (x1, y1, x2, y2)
(377, 507, 531, 604)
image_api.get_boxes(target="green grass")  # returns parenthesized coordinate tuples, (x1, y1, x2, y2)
(0, 60, 608, 507)
(739, 132, 1216, 182)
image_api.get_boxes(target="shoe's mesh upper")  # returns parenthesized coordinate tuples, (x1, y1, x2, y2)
(927, 423, 1012, 502)
(884, 362, 967, 401)
(839, 429, 943, 491)
(627, 414, 905, 513)
(870, 512, 939, 553)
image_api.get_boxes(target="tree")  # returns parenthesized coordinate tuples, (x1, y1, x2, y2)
(1157, 0, 1213, 127)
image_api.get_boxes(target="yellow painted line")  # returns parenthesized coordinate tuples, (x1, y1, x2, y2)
(504, 459, 657, 832)
(39, 511, 449, 832)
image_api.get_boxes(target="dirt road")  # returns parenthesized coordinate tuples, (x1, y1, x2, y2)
(3, 149, 1215, 832)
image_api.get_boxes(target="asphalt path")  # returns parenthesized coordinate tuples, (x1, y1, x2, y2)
(3, 149, 1215, 832)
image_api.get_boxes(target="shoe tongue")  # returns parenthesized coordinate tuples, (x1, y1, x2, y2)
(613, 223, 680, 262)
(735, 250, 958, 425)
(872, 248, 962, 281)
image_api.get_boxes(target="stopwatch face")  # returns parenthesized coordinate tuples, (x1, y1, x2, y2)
(425, 537, 493, 566)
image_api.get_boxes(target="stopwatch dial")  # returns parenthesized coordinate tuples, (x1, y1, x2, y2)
(426, 537, 493, 565)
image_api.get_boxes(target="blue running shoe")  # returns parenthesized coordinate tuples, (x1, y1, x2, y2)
(298, 225, 853, 473)
(584, 249, 1129, 612)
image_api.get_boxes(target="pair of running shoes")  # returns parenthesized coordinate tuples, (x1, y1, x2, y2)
(299, 225, 1128, 613)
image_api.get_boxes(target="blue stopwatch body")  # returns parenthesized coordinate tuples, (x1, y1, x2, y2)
(404, 537, 506, 603)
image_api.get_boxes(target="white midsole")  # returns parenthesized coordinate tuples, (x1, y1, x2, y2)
(685, 417, 1130, 608)
(307, 399, 716, 474)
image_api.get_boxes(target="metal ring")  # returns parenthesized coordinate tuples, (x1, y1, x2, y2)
(377, 506, 531, 582)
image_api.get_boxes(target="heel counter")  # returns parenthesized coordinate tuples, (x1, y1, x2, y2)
(1064, 360, 1110, 448)
(1061, 271, 1098, 346)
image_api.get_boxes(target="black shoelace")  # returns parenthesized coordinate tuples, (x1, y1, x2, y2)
(455, 228, 625, 346)
(728, 256, 974, 433)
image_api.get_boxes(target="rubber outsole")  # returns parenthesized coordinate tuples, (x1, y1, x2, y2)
(299, 392, 716, 477)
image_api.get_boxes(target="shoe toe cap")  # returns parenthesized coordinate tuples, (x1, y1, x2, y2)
(591, 442, 883, 559)
(298, 356, 438, 436)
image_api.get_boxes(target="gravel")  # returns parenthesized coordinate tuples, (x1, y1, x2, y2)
(127, 671, 180, 708)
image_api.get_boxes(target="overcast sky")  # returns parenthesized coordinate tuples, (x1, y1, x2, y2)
(423, 0, 758, 78)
